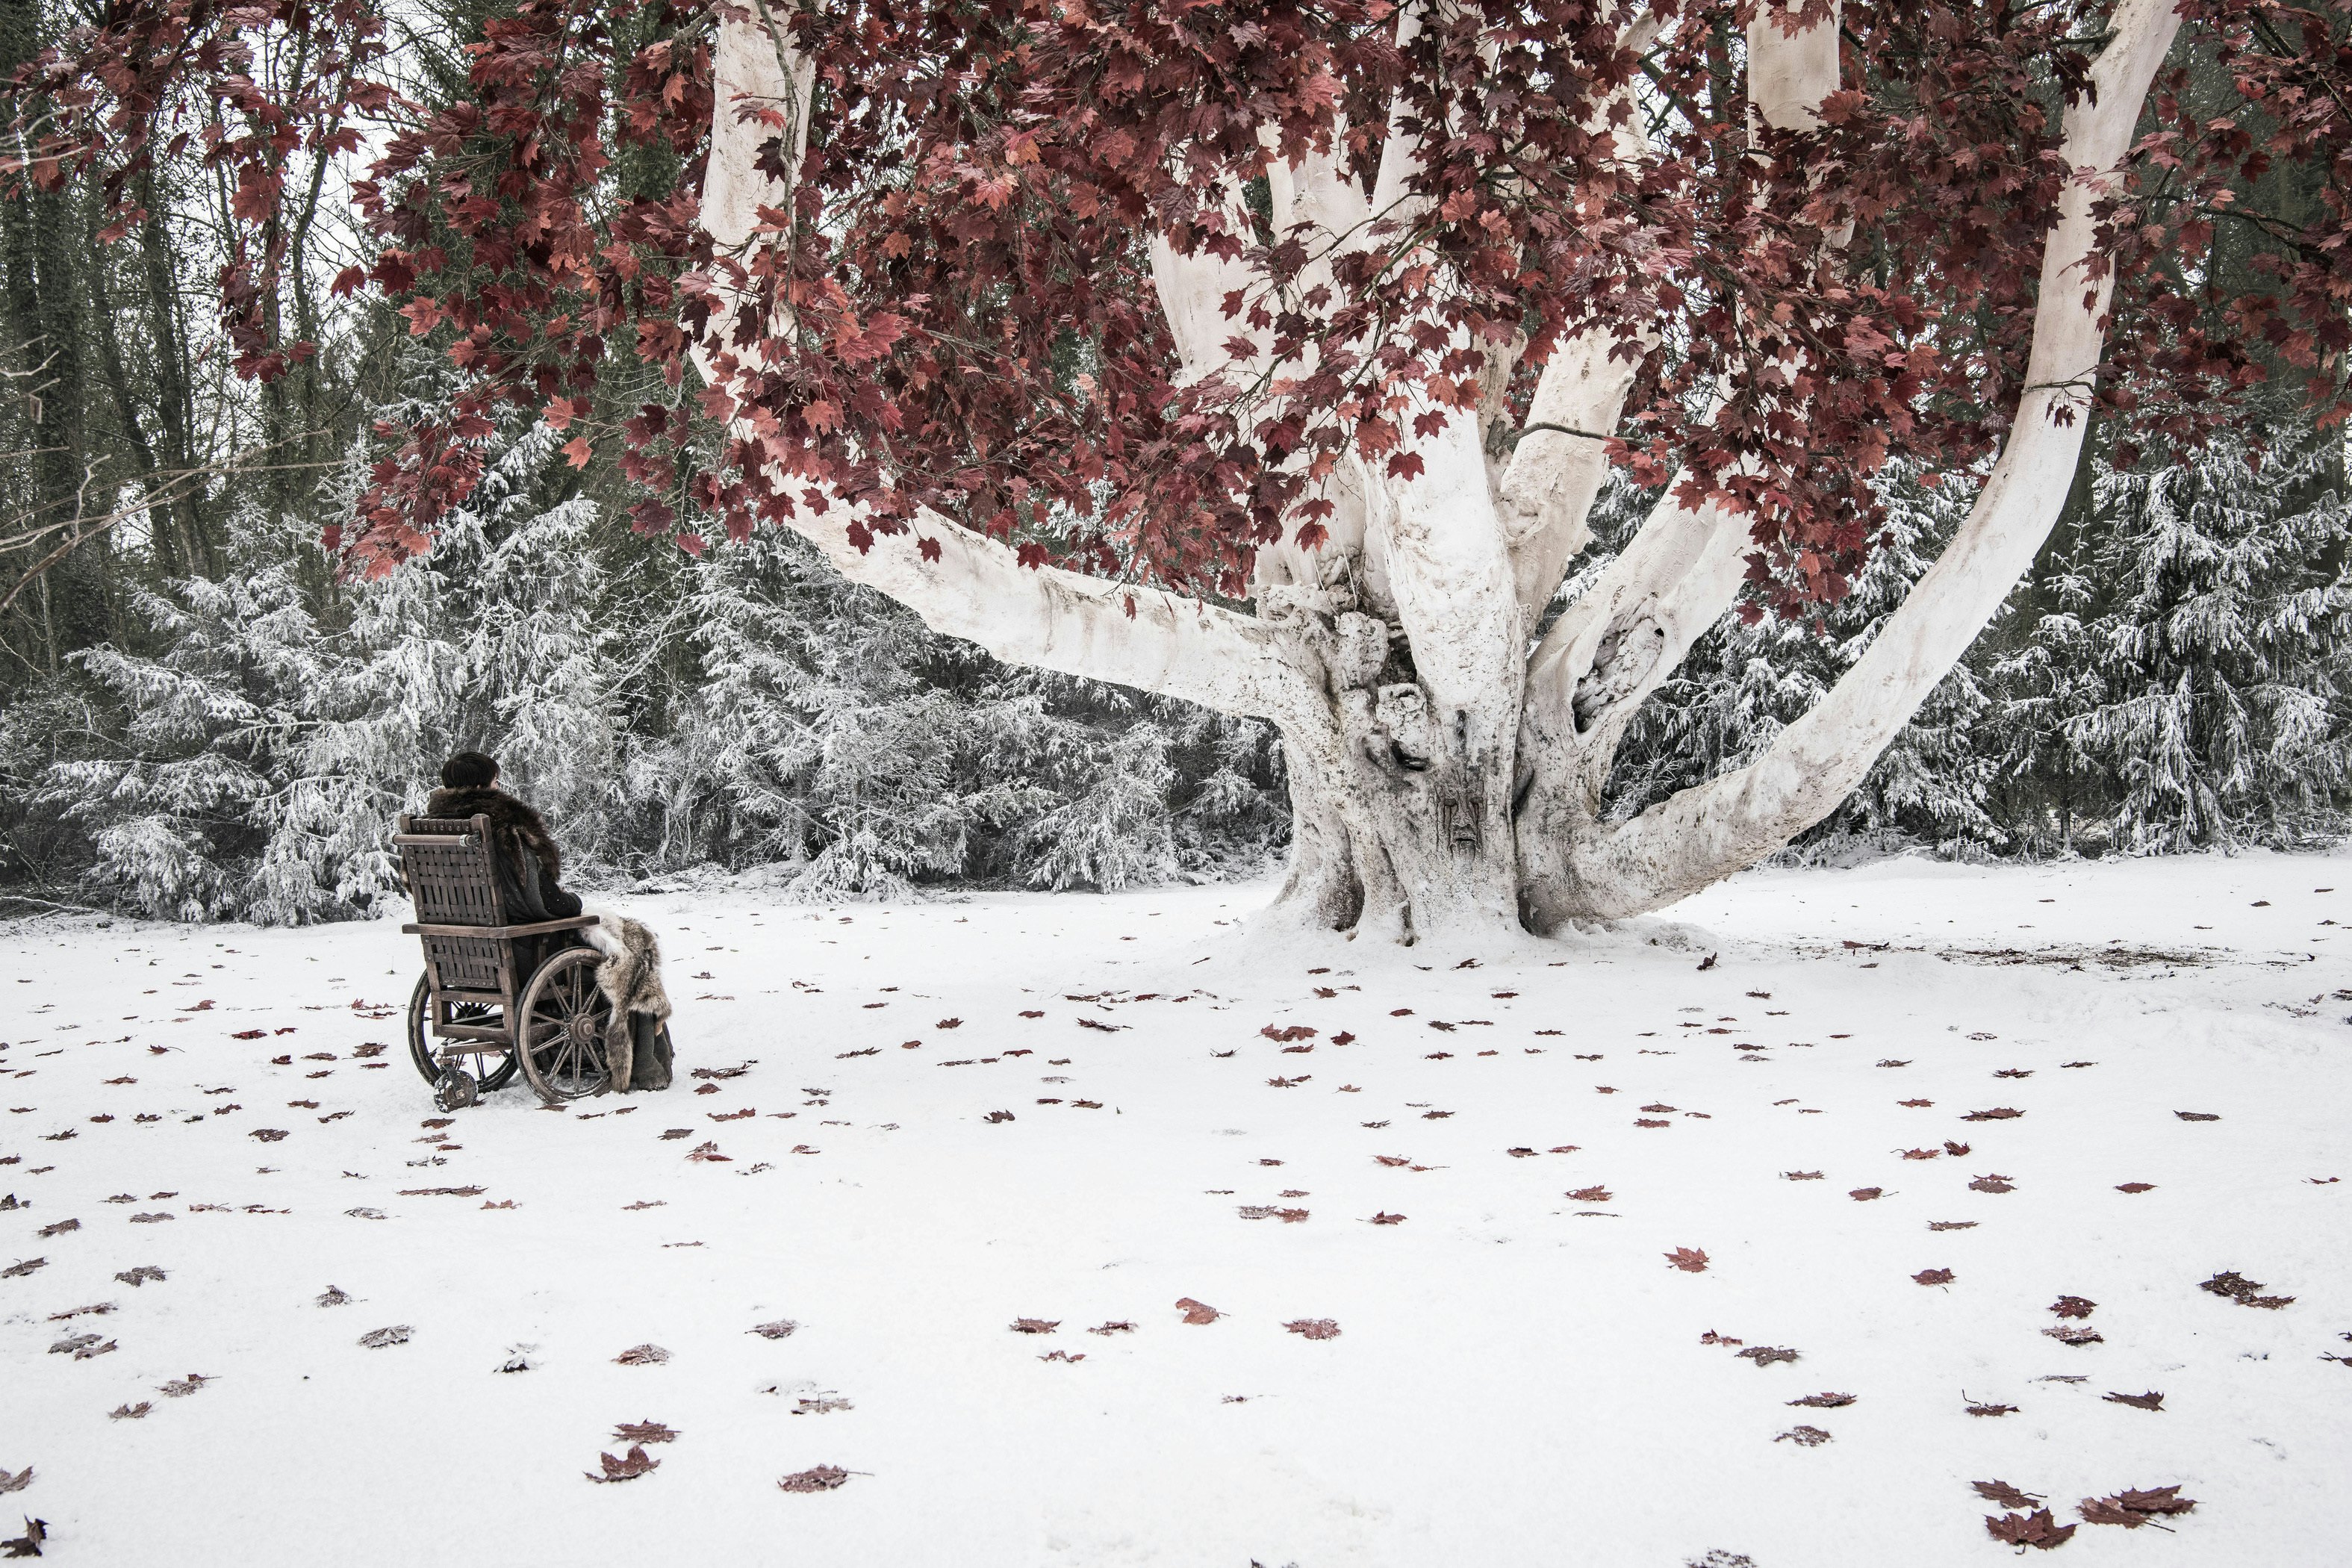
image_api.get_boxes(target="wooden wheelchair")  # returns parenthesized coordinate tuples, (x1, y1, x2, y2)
(394, 811, 616, 1111)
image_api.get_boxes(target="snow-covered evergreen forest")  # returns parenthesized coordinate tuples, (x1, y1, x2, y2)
(0, 364, 1289, 921)
(6, 393, 2342, 924)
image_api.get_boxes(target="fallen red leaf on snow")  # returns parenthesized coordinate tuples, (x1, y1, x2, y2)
(612, 1420, 677, 1444)
(1665, 1248, 1709, 1273)
(2078, 1486, 2195, 1528)
(1985, 1508, 2076, 1550)
(777, 1465, 850, 1493)
(587, 1445, 661, 1483)
(2200, 1271, 2294, 1310)
(1175, 1297, 1222, 1325)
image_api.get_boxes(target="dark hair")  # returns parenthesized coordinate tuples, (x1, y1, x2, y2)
(440, 751, 499, 789)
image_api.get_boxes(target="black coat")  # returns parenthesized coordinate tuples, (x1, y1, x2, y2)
(423, 785, 583, 922)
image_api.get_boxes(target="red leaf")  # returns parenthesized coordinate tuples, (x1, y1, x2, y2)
(1665, 1247, 1709, 1273)
(228, 167, 279, 224)
(777, 1464, 850, 1493)
(1985, 1509, 2077, 1550)
(1386, 452, 1425, 481)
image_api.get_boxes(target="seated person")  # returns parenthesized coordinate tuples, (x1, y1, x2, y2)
(423, 750, 582, 922)
(422, 750, 671, 1091)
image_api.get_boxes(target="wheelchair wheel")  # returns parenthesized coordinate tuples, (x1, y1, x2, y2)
(407, 972, 519, 1092)
(433, 1067, 480, 1112)
(514, 947, 614, 1104)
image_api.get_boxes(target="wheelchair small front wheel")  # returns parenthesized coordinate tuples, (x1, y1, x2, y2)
(433, 1067, 480, 1113)
(407, 972, 519, 1093)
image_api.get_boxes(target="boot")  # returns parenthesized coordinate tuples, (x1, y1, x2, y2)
(632, 1013, 673, 1091)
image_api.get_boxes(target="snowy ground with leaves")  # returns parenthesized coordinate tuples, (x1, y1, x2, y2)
(4, 850, 2349, 1565)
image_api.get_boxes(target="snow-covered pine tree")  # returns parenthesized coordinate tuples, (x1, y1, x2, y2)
(2044, 426, 2351, 851)
(423, 419, 623, 860)
(50, 526, 338, 921)
(658, 524, 1011, 898)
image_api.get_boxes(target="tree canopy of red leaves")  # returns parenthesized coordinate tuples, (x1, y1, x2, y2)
(7, 0, 2348, 612)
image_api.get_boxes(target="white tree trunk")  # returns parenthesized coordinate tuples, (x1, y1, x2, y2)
(697, 0, 2183, 943)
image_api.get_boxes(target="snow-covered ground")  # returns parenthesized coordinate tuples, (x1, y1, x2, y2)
(4, 849, 2348, 1566)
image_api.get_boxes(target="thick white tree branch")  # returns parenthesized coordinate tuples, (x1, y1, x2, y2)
(1524, 480, 1750, 760)
(1746, 0, 1842, 132)
(1499, 328, 1647, 620)
(697, 14, 1294, 721)
(1494, 7, 1664, 620)
(1563, 0, 2184, 915)
(786, 503, 1304, 721)
(1369, 388, 1525, 744)
(1368, 2, 1431, 226)
(1149, 230, 1269, 388)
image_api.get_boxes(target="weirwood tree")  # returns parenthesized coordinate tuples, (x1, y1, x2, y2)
(13, 0, 2350, 942)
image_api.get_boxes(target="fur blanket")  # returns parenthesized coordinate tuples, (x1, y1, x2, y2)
(582, 912, 673, 1092)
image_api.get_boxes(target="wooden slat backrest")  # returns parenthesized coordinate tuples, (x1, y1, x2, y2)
(397, 812, 509, 929)
(399, 811, 520, 1057)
